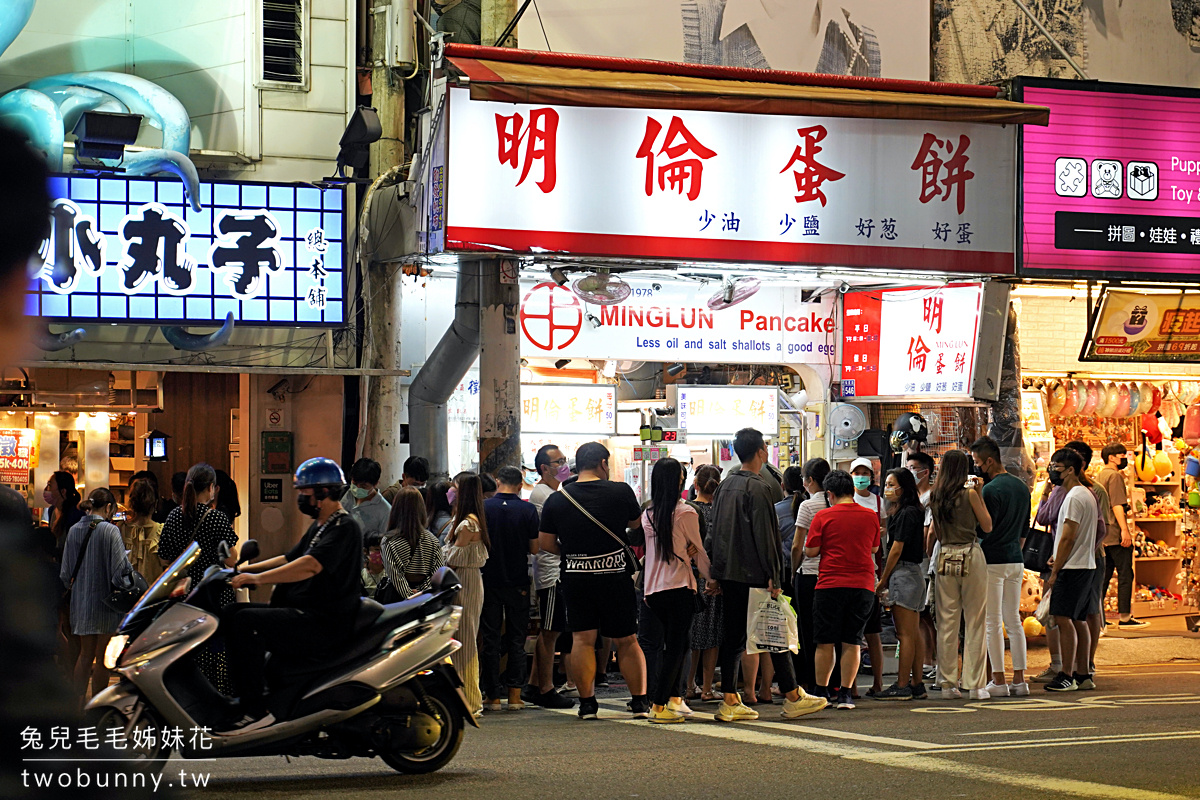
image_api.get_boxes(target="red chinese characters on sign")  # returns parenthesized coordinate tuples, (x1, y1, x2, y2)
(495, 108, 560, 193)
(1161, 309, 1200, 336)
(636, 116, 717, 201)
(910, 134, 974, 215)
(779, 125, 845, 206)
(907, 336, 931, 371)
(923, 295, 944, 334)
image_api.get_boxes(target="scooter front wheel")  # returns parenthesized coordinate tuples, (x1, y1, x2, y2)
(379, 683, 465, 774)
(87, 703, 169, 775)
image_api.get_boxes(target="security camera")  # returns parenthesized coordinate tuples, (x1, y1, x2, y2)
(838, 281, 850, 294)
(267, 378, 290, 400)
(652, 283, 662, 291)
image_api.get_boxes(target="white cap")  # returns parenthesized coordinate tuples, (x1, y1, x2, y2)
(850, 457, 874, 474)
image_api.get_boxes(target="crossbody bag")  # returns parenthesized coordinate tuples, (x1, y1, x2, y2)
(560, 486, 641, 580)
(64, 520, 100, 604)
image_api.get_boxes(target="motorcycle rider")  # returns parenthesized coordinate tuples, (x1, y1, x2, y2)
(224, 457, 364, 734)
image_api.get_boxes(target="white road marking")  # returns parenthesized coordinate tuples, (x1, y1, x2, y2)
(956, 727, 1098, 736)
(867, 732, 1200, 757)
(548, 705, 1196, 799)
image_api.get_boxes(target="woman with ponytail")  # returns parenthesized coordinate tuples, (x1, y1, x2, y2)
(158, 462, 239, 693)
(641, 457, 710, 723)
(59, 488, 132, 700)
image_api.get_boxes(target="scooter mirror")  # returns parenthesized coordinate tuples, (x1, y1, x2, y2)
(239, 539, 260, 564)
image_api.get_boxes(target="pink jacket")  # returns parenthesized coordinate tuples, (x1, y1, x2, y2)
(642, 502, 712, 596)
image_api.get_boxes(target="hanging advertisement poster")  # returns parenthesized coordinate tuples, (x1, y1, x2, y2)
(839, 282, 1009, 402)
(1082, 289, 1200, 363)
(0, 428, 40, 484)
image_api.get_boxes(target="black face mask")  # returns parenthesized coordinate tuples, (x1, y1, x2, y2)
(970, 464, 990, 484)
(1047, 468, 1064, 486)
(298, 494, 320, 518)
(1118, 458, 1128, 471)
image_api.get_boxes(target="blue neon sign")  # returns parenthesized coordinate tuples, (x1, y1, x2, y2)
(25, 175, 346, 327)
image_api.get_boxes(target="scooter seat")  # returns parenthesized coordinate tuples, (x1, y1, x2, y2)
(352, 597, 386, 634)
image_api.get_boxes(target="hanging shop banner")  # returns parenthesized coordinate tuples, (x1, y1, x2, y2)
(1082, 290, 1200, 363)
(521, 384, 617, 434)
(0, 428, 40, 484)
(677, 385, 779, 436)
(519, 277, 836, 364)
(447, 89, 1015, 273)
(25, 175, 346, 326)
(839, 282, 1009, 402)
(1017, 77, 1200, 280)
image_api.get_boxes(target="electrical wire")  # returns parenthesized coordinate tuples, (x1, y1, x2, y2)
(533, 0, 552, 51)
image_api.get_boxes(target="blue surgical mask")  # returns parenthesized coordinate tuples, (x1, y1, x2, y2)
(853, 475, 871, 491)
(350, 485, 370, 500)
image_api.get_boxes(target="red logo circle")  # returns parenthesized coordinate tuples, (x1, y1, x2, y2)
(520, 282, 583, 351)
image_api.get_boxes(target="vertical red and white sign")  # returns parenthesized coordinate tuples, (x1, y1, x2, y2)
(841, 284, 983, 399)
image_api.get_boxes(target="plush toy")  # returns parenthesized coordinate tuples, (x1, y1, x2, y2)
(1023, 616, 1044, 638)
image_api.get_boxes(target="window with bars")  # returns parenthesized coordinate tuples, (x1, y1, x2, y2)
(263, 0, 304, 84)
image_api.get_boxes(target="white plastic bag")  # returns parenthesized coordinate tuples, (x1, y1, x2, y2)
(746, 588, 799, 654)
(1034, 588, 1053, 627)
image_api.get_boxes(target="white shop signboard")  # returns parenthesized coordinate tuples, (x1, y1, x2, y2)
(445, 88, 1015, 273)
(519, 277, 836, 364)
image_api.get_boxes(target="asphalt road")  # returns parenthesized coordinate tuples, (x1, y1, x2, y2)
(185, 662, 1200, 800)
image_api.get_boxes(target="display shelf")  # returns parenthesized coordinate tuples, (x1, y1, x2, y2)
(1134, 556, 1184, 562)
(1130, 600, 1188, 617)
(1138, 481, 1181, 486)
(1130, 517, 1183, 523)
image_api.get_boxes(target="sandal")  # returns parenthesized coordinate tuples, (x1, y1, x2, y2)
(700, 691, 718, 702)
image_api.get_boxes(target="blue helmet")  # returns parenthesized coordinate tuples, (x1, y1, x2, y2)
(294, 457, 346, 489)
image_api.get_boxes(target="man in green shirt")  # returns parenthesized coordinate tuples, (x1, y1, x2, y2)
(970, 436, 1031, 695)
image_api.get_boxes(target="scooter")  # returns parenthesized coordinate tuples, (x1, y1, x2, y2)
(86, 538, 477, 775)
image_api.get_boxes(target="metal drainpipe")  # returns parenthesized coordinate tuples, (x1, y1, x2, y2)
(407, 258, 483, 480)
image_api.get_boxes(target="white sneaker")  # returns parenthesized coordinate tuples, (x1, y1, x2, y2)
(1011, 682, 1030, 696)
(969, 688, 991, 700)
(940, 685, 962, 699)
(984, 681, 1010, 697)
(667, 698, 694, 718)
(781, 693, 828, 719)
(715, 696, 759, 722)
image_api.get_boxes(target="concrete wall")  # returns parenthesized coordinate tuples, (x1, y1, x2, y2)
(0, 0, 356, 182)
(1016, 293, 1200, 377)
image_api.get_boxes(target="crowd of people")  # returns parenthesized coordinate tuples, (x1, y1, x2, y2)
(22, 424, 1141, 725)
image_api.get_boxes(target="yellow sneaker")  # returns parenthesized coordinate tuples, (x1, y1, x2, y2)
(715, 695, 759, 722)
(781, 692, 828, 719)
(648, 706, 686, 724)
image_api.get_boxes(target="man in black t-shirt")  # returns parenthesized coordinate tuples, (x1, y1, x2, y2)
(539, 442, 648, 720)
(480, 466, 540, 710)
(227, 458, 364, 733)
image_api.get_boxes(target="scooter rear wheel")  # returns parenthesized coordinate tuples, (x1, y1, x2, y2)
(379, 683, 465, 774)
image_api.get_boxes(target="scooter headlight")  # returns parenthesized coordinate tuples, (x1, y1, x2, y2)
(103, 634, 129, 670)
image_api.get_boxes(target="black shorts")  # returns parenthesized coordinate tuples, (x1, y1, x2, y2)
(561, 575, 638, 639)
(864, 595, 883, 636)
(537, 583, 567, 633)
(1050, 569, 1093, 622)
(813, 587, 874, 645)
